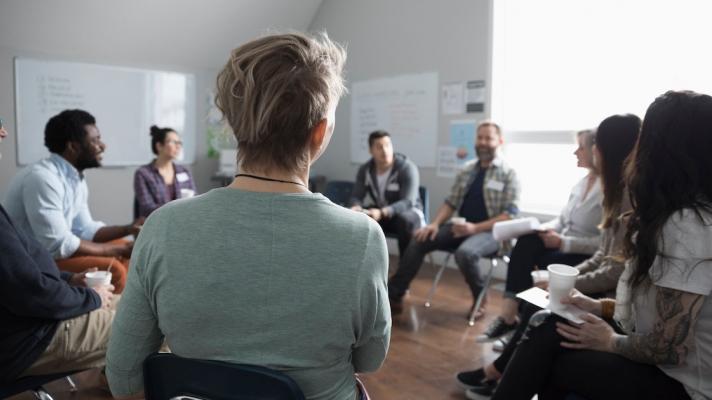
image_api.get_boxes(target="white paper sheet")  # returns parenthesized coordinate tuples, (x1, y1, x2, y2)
(442, 82, 465, 115)
(465, 80, 486, 113)
(492, 217, 541, 241)
(516, 287, 586, 324)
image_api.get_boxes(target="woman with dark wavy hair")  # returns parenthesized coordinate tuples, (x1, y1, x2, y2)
(489, 91, 712, 400)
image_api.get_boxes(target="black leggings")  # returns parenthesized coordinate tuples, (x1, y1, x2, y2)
(504, 233, 590, 297)
(491, 313, 690, 400)
(493, 302, 539, 373)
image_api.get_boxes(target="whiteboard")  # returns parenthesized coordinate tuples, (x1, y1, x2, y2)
(350, 72, 438, 167)
(14, 58, 197, 166)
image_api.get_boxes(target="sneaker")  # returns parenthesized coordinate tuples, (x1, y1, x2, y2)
(476, 316, 517, 343)
(492, 331, 514, 352)
(465, 381, 497, 400)
(456, 368, 496, 390)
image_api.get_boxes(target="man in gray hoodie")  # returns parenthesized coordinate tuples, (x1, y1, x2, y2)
(350, 130, 423, 255)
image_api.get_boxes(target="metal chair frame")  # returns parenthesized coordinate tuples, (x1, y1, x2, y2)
(424, 252, 510, 326)
(0, 372, 80, 400)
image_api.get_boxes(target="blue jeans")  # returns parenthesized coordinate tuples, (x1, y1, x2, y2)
(388, 223, 499, 301)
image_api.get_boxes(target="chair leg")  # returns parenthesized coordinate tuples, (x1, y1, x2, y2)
(32, 388, 54, 400)
(425, 253, 452, 307)
(65, 375, 78, 392)
(468, 258, 497, 326)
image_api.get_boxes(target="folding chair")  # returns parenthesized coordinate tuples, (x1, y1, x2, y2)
(424, 250, 510, 327)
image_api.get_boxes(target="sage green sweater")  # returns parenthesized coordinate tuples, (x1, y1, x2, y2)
(106, 188, 391, 400)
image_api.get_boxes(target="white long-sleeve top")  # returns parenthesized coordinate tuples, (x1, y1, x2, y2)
(539, 174, 603, 254)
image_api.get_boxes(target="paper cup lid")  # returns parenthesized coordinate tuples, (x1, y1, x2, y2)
(547, 264, 579, 276)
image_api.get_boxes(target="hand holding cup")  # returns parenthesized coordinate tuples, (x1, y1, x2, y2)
(85, 270, 112, 288)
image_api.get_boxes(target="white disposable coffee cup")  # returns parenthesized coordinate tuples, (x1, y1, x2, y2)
(531, 269, 549, 285)
(547, 264, 579, 310)
(451, 217, 466, 225)
(85, 271, 112, 288)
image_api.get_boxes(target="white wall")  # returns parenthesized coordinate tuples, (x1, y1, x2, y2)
(0, 0, 497, 225)
(0, 0, 322, 222)
(309, 0, 492, 219)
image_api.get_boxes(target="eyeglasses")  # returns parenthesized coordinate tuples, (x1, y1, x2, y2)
(165, 139, 183, 146)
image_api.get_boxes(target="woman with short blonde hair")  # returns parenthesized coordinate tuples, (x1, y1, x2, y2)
(216, 32, 347, 176)
(107, 33, 390, 400)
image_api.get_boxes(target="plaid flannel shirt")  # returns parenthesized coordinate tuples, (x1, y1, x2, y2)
(445, 157, 520, 220)
(133, 162, 197, 218)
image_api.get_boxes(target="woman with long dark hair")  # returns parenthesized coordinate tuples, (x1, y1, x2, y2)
(489, 91, 712, 400)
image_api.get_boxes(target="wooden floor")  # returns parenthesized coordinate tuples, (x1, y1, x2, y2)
(10, 256, 503, 400)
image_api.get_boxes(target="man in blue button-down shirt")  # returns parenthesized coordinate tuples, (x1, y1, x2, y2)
(4, 109, 142, 292)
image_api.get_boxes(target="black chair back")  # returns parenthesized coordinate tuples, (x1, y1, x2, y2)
(323, 180, 354, 207)
(144, 353, 305, 400)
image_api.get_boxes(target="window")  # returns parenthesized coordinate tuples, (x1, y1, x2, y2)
(502, 142, 586, 215)
(492, 0, 712, 214)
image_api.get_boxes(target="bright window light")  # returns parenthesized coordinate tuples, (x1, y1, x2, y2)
(492, 0, 712, 213)
(502, 143, 588, 215)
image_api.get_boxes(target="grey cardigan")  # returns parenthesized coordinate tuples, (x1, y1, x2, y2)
(574, 197, 631, 296)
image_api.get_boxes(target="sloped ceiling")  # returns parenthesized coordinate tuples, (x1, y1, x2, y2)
(0, 0, 324, 69)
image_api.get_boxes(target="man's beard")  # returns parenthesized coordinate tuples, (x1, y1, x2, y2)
(75, 148, 101, 170)
(475, 146, 496, 162)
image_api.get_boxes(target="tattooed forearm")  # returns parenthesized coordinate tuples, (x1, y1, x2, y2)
(613, 287, 704, 366)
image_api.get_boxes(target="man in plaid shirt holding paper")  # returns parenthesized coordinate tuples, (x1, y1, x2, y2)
(388, 121, 520, 317)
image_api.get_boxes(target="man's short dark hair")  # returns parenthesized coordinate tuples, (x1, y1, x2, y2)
(368, 130, 391, 148)
(44, 109, 96, 154)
